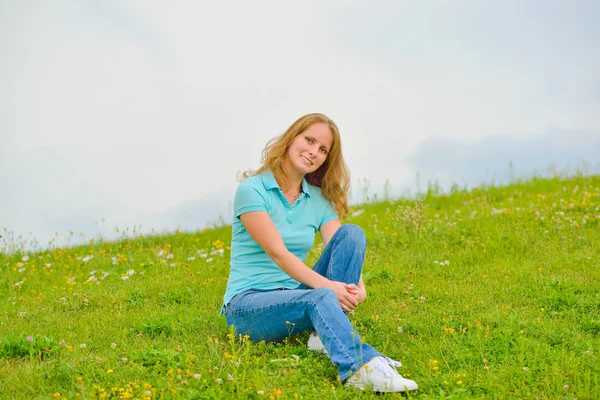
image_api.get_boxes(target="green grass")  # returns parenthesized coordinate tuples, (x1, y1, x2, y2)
(1, 174, 599, 399)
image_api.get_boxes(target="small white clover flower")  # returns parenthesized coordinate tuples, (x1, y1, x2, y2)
(351, 209, 365, 217)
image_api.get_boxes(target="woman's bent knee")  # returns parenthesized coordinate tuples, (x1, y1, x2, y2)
(311, 288, 338, 305)
(338, 224, 366, 248)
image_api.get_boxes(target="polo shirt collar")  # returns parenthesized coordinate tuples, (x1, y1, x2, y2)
(262, 170, 312, 197)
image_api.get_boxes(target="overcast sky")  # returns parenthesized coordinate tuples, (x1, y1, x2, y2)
(1, 0, 599, 250)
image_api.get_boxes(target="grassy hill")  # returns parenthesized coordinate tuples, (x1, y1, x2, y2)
(1, 174, 599, 399)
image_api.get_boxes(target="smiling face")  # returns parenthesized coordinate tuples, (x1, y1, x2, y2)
(283, 122, 333, 179)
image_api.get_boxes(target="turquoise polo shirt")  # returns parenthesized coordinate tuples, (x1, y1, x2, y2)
(223, 170, 338, 308)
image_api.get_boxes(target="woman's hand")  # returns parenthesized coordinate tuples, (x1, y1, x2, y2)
(346, 283, 367, 305)
(328, 281, 359, 312)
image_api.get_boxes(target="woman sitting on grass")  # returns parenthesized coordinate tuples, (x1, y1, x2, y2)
(222, 113, 417, 393)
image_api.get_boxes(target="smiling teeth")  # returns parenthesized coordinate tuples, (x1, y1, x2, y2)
(301, 156, 313, 165)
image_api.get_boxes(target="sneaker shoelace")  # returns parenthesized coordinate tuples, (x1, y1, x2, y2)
(370, 357, 402, 378)
(382, 356, 402, 368)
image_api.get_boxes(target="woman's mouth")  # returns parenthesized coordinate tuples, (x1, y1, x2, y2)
(300, 155, 313, 165)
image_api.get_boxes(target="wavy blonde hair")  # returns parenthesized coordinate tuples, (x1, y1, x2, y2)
(241, 113, 350, 220)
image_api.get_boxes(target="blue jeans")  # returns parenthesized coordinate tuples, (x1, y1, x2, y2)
(224, 224, 381, 381)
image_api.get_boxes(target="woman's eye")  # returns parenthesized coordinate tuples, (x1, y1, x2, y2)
(320, 148, 328, 154)
(305, 137, 313, 143)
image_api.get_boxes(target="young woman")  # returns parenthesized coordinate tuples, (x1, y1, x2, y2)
(222, 113, 418, 392)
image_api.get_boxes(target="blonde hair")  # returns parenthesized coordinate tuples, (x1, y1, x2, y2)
(241, 113, 350, 220)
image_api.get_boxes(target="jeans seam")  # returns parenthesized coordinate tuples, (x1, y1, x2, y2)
(228, 297, 316, 316)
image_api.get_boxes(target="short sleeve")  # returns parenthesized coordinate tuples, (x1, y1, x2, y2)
(234, 178, 268, 219)
(319, 200, 338, 229)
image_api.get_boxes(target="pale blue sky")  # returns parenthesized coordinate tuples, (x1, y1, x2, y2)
(1, 0, 598, 249)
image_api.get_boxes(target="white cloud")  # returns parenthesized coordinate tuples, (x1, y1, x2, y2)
(1, 1, 598, 248)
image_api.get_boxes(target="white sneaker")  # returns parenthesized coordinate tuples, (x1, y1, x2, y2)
(345, 356, 418, 392)
(307, 331, 328, 355)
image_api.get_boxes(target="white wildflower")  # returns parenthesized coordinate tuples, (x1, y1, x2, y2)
(82, 255, 93, 263)
(22, 255, 29, 262)
(351, 209, 365, 217)
(158, 250, 165, 257)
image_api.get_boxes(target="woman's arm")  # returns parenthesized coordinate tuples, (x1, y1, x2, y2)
(240, 211, 359, 311)
(319, 219, 341, 246)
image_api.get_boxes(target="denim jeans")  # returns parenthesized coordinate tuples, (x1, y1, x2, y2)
(224, 224, 381, 381)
